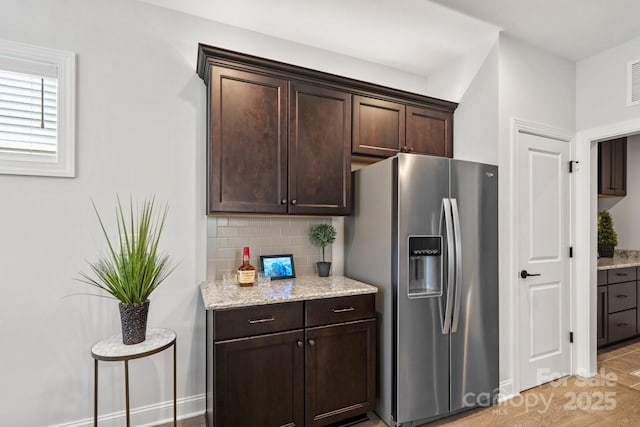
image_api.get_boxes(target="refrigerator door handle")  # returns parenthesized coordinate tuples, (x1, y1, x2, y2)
(451, 198, 463, 333)
(441, 198, 454, 335)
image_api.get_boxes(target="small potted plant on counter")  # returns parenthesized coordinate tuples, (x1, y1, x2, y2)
(78, 196, 176, 344)
(310, 223, 336, 277)
(598, 210, 618, 258)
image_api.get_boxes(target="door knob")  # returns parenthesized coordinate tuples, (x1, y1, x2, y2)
(520, 270, 541, 279)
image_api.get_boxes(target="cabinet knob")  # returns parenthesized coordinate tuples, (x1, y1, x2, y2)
(291, 199, 297, 205)
(308, 339, 315, 346)
(409, 147, 414, 152)
(281, 199, 287, 205)
(296, 340, 303, 347)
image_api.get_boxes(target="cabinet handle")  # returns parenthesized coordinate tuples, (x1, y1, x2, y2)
(291, 199, 297, 205)
(308, 339, 316, 346)
(281, 199, 287, 205)
(615, 273, 628, 276)
(615, 294, 629, 299)
(248, 317, 275, 324)
(332, 307, 355, 313)
(296, 340, 303, 347)
(617, 323, 630, 328)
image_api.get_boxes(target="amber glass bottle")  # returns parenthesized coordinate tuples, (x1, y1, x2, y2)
(237, 246, 256, 287)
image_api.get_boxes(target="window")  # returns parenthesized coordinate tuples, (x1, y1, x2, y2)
(0, 39, 75, 177)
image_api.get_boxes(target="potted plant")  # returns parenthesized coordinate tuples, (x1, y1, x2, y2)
(598, 210, 618, 258)
(310, 223, 336, 277)
(78, 196, 175, 344)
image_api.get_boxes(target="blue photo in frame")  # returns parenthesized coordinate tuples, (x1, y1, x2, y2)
(260, 254, 296, 280)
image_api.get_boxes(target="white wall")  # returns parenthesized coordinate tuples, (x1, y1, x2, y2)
(0, 0, 443, 425)
(427, 34, 498, 103)
(452, 41, 499, 165)
(496, 34, 576, 396)
(577, 35, 640, 130)
(598, 134, 640, 248)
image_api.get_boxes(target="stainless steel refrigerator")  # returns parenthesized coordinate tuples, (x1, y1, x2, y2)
(344, 153, 498, 426)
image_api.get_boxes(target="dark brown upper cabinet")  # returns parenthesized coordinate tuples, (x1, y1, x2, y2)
(406, 105, 452, 157)
(353, 95, 453, 158)
(197, 44, 457, 214)
(289, 82, 351, 215)
(352, 95, 405, 157)
(598, 137, 627, 197)
(209, 66, 288, 214)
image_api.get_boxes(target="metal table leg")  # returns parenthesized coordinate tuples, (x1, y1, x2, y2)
(94, 359, 98, 427)
(173, 340, 177, 426)
(125, 359, 130, 427)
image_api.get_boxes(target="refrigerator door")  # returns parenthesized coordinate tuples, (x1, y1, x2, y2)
(395, 154, 451, 424)
(449, 160, 499, 412)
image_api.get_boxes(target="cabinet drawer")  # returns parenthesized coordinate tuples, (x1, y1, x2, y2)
(305, 294, 375, 327)
(214, 302, 303, 341)
(608, 281, 637, 313)
(597, 270, 608, 286)
(608, 309, 637, 343)
(608, 267, 636, 284)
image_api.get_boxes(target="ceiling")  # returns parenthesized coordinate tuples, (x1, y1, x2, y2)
(141, 0, 640, 75)
(430, 0, 640, 61)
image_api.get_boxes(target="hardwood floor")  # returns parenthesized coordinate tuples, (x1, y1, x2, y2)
(160, 363, 640, 426)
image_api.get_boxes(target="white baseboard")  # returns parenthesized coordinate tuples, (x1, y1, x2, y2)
(50, 394, 205, 427)
(498, 380, 518, 402)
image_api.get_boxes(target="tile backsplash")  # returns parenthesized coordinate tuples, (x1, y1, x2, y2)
(207, 216, 333, 281)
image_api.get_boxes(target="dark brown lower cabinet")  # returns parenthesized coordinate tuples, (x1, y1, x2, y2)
(305, 319, 376, 426)
(207, 294, 376, 426)
(214, 330, 304, 427)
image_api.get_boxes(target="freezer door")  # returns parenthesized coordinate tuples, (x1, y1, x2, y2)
(395, 154, 451, 424)
(449, 160, 499, 412)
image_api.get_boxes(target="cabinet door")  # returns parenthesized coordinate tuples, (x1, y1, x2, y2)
(352, 95, 405, 157)
(305, 319, 376, 426)
(598, 138, 627, 197)
(406, 105, 453, 157)
(597, 286, 608, 347)
(209, 66, 288, 213)
(289, 82, 352, 215)
(214, 330, 304, 427)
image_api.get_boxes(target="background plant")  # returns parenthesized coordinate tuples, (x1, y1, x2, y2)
(77, 196, 175, 304)
(310, 223, 336, 262)
(598, 210, 618, 246)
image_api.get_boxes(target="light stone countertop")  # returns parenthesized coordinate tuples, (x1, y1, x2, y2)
(597, 250, 640, 270)
(199, 275, 378, 310)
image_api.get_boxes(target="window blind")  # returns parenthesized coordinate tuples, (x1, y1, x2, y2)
(0, 69, 58, 155)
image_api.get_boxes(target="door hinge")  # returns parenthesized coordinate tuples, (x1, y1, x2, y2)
(569, 160, 580, 173)
(569, 247, 574, 258)
(570, 332, 574, 343)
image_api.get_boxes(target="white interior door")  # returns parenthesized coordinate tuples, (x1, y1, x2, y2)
(517, 128, 571, 391)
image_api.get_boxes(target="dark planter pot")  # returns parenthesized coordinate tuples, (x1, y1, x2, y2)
(598, 244, 615, 258)
(119, 300, 150, 345)
(317, 261, 332, 277)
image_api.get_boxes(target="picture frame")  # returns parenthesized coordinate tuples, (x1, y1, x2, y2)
(260, 254, 296, 280)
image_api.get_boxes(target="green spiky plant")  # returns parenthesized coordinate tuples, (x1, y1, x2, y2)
(310, 223, 336, 262)
(598, 210, 618, 247)
(77, 196, 175, 304)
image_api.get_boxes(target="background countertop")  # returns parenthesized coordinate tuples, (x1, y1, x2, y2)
(200, 275, 378, 310)
(597, 250, 640, 270)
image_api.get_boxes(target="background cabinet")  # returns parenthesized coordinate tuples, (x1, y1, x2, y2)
(598, 137, 627, 197)
(597, 267, 639, 348)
